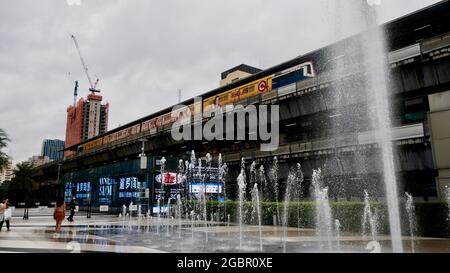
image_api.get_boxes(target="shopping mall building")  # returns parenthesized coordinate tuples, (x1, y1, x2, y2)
(32, 2, 450, 212)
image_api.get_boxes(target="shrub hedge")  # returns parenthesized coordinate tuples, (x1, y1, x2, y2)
(182, 200, 450, 238)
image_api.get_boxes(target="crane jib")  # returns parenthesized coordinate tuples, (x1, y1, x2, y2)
(70, 34, 100, 93)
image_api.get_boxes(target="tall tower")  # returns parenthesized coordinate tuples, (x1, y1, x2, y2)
(64, 94, 109, 157)
(41, 139, 65, 161)
(86, 93, 108, 139)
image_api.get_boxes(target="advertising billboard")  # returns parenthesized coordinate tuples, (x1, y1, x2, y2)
(202, 75, 273, 112)
(64, 175, 149, 207)
(189, 182, 224, 194)
(118, 176, 147, 198)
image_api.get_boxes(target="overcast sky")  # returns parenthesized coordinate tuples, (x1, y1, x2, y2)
(0, 0, 440, 164)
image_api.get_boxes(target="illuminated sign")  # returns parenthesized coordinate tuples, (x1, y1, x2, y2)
(77, 181, 91, 192)
(73, 181, 92, 199)
(119, 177, 139, 190)
(189, 167, 220, 182)
(153, 206, 169, 214)
(189, 182, 224, 194)
(98, 177, 114, 204)
(64, 182, 75, 202)
(99, 177, 113, 196)
(155, 172, 180, 185)
(118, 176, 147, 198)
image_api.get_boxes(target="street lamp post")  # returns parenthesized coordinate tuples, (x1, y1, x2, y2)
(138, 139, 148, 214)
(56, 162, 62, 196)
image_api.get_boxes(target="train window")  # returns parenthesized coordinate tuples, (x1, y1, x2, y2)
(304, 65, 312, 76)
(273, 70, 305, 89)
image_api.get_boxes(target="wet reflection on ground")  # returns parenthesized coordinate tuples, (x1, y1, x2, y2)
(81, 218, 450, 253)
(2, 216, 449, 253)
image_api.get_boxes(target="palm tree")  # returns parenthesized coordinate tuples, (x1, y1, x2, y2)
(0, 128, 10, 171)
(9, 162, 38, 206)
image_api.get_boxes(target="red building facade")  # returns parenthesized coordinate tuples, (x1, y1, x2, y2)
(64, 95, 109, 157)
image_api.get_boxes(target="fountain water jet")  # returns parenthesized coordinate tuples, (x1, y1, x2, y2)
(362, 190, 379, 242)
(312, 169, 333, 250)
(177, 194, 182, 238)
(445, 186, 450, 222)
(259, 166, 267, 199)
(329, 1, 404, 252)
(160, 157, 167, 219)
(199, 186, 208, 243)
(237, 167, 246, 249)
(227, 214, 231, 238)
(271, 157, 280, 227)
(295, 164, 304, 234)
(190, 210, 195, 240)
(282, 172, 297, 253)
(219, 158, 228, 222)
(146, 211, 150, 233)
(251, 183, 263, 252)
(335, 219, 341, 252)
(250, 162, 257, 190)
(405, 192, 416, 253)
(167, 198, 172, 236)
(360, 1, 403, 253)
(157, 199, 161, 235)
(121, 205, 126, 230)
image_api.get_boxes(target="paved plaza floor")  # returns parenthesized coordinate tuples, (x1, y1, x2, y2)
(0, 214, 166, 253)
(1, 210, 449, 253)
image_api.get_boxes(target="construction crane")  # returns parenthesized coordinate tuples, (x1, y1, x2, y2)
(70, 34, 100, 94)
(73, 80, 78, 106)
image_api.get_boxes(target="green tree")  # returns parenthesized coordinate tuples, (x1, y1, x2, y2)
(0, 128, 10, 171)
(0, 181, 10, 200)
(9, 162, 38, 203)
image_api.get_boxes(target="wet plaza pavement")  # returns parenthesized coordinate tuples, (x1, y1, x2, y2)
(1, 212, 449, 253)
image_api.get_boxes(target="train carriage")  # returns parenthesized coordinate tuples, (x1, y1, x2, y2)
(80, 61, 316, 153)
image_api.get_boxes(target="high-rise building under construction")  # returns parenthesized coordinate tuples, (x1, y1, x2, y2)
(64, 93, 109, 157)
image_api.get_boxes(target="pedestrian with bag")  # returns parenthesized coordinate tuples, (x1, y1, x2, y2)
(0, 198, 11, 231)
(53, 196, 65, 233)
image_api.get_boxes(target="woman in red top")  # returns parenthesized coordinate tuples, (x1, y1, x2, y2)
(53, 196, 66, 232)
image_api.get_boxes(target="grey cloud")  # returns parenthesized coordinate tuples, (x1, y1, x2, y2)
(0, 0, 439, 164)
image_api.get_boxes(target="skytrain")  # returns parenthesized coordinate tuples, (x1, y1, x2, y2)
(79, 61, 317, 153)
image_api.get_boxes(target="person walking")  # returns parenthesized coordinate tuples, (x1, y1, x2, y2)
(0, 198, 11, 231)
(67, 197, 76, 222)
(53, 196, 65, 233)
(23, 198, 29, 220)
